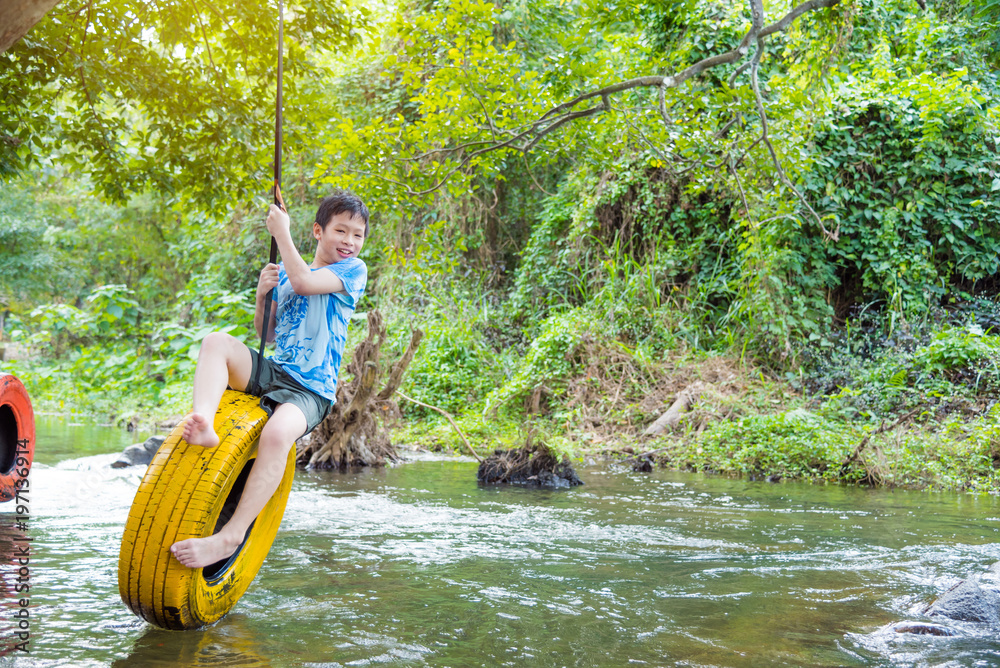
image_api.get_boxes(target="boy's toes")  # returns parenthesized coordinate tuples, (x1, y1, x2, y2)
(182, 413, 220, 448)
(171, 535, 238, 568)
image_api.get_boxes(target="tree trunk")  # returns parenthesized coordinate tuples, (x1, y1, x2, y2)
(297, 310, 424, 469)
(0, 0, 62, 53)
(643, 382, 705, 437)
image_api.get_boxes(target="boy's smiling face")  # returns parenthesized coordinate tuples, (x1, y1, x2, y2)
(312, 211, 367, 266)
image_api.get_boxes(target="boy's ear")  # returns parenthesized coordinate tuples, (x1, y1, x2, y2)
(313, 222, 323, 240)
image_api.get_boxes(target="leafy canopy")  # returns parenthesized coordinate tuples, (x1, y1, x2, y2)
(1, 0, 370, 206)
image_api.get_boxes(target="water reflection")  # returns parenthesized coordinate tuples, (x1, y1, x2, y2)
(114, 616, 270, 668)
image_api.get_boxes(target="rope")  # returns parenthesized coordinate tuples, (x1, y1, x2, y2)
(254, 0, 284, 391)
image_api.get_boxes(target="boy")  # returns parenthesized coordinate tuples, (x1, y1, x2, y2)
(170, 190, 369, 568)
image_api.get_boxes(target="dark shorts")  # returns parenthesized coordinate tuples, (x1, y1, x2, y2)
(244, 348, 333, 434)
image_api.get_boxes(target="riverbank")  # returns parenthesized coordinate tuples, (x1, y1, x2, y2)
(399, 398, 1000, 494)
(6, 312, 999, 494)
(395, 324, 1000, 493)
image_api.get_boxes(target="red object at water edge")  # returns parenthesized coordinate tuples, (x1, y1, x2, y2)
(0, 374, 34, 501)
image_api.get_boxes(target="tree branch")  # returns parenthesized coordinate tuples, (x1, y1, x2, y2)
(396, 391, 483, 463)
(729, 158, 752, 220)
(522, 152, 556, 196)
(613, 103, 698, 176)
(381, 0, 842, 199)
(839, 408, 922, 475)
(746, 11, 839, 242)
(524, 101, 607, 151)
(194, 10, 218, 72)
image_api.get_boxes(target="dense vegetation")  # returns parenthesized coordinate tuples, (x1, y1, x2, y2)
(2, 0, 999, 490)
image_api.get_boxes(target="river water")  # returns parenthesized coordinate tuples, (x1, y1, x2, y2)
(3, 416, 1000, 666)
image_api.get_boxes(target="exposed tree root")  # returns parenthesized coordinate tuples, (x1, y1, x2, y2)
(477, 440, 583, 488)
(296, 310, 424, 470)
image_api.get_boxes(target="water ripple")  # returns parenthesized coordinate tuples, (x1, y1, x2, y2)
(12, 447, 1000, 667)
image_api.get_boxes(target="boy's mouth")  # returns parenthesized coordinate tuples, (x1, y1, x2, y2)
(337, 248, 354, 258)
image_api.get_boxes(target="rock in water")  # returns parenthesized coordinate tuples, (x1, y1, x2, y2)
(925, 578, 1000, 624)
(890, 622, 959, 636)
(111, 435, 166, 468)
(631, 456, 653, 473)
(477, 444, 583, 488)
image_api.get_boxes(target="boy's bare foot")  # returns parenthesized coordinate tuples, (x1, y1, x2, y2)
(170, 532, 241, 568)
(182, 413, 219, 448)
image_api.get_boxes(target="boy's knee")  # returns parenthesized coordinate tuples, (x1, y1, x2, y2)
(201, 331, 233, 350)
(256, 435, 295, 466)
(199, 332, 244, 362)
(258, 419, 304, 461)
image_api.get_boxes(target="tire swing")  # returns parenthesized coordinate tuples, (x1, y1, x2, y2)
(118, 3, 294, 630)
(117, 390, 295, 630)
(0, 374, 34, 502)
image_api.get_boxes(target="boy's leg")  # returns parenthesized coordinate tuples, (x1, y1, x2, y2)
(183, 332, 253, 448)
(170, 402, 307, 568)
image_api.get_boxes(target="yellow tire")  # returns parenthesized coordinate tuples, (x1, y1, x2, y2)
(117, 390, 296, 630)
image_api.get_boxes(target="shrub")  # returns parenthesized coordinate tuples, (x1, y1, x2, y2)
(690, 410, 858, 481)
(404, 319, 502, 416)
(484, 309, 592, 415)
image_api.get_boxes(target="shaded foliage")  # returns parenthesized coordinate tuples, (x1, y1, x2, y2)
(800, 95, 1000, 318)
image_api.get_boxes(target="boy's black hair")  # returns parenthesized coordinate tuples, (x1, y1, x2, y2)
(315, 190, 370, 236)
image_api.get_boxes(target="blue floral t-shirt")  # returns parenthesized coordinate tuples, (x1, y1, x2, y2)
(271, 257, 367, 402)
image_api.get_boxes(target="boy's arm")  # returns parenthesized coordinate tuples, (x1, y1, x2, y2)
(254, 263, 279, 342)
(266, 205, 346, 296)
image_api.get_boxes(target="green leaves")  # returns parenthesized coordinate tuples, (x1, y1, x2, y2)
(800, 90, 1000, 317)
(313, 0, 660, 222)
(1, 0, 369, 206)
(796, 0, 1000, 319)
(914, 326, 1000, 385)
(484, 309, 590, 414)
(404, 320, 501, 415)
